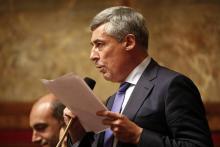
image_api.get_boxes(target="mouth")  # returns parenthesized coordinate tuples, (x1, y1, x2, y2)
(95, 64, 103, 68)
(96, 65, 105, 73)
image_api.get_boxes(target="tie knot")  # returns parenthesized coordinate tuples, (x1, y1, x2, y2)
(118, 82, 130, 93)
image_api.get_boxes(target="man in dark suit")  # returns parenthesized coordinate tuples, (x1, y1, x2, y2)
(64, 6, 213, 147)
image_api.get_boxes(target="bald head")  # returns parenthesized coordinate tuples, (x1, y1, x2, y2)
(32, 94, 65, 121)
(33, 93, 57, 106)
(29, 94, 65, 147)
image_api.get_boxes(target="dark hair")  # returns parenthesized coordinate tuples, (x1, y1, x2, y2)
(90, 6, 149, 49)
(51, 100, 65, 121)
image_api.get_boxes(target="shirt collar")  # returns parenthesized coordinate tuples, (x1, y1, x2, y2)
(125, 56, 151, 85)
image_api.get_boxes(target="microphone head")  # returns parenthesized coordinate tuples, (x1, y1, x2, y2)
(84, 77, 96, 90)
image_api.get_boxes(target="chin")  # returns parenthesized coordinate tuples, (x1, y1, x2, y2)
(102, 73, 110, 80)
(103, 76, 111, 81)
(104, 75, 120, 83)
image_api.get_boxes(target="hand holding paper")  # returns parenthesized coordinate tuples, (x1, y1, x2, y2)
(42, 73, 108, 133)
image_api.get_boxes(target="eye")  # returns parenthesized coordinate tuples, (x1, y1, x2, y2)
(96, 42, 103, 47)
(91, 40, 105, 51)
(96, 41, 105, 50)
(34, 123, 48, 132)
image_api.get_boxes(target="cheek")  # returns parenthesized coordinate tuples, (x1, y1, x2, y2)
(102, 57, 117, 77)
(105, 53, 123, 71)
(101, 43, 118, 59)
(50, 125, 61, 134)
(101, 44, 124, 72)
(102, 49, 119, 67)
(45, 124, 61, 138)
(103, 57, 122, 81)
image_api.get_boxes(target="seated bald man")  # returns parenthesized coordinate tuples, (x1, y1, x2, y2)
(29, 93, 66, 147)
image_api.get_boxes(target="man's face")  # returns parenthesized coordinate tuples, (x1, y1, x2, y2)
(29, 103, 62, 147)
(90, 24, 130, 82)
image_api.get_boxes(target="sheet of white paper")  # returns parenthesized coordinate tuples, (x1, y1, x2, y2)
(41, 73, 108, 133)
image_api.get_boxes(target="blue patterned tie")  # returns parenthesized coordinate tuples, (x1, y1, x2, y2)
(103, 82, 130, 147)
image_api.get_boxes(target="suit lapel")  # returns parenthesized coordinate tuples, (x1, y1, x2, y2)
(106, 94, 116, 110)
(122, 59, 159, 120)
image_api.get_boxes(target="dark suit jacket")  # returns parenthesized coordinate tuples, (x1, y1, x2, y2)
(76, 59, 213, 147)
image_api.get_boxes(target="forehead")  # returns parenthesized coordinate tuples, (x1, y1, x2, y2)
(30, 103, 55, 126)
(91, 24, 111, 42)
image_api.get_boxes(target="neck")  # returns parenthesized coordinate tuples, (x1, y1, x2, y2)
(119, 48, 148, 82)
(130, 47, 148, 69)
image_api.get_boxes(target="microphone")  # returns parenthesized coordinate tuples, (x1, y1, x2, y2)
(56, 77, 96, 147)
(84, 77, 96, 90)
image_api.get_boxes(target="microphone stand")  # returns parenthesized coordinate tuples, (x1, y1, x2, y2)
(56, 118, 73, 147)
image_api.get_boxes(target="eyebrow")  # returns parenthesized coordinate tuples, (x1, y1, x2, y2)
(90, 39, 103, 45)
(33, 123, 48, 129)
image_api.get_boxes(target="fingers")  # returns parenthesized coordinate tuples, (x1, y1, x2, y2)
(97, 110, 127, 129)
(97, 110, 124, 120)
(63, 107, 75, 117)
(97, 110, 142, 144)
(63, 107, 77, 125)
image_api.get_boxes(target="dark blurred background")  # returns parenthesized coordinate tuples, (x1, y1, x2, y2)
(0, 0, 220, 146)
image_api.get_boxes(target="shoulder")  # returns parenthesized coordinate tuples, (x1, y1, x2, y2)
(154, 60, 194, 87)
(158, 65, 197, 90)
(150, 60, 200, 97)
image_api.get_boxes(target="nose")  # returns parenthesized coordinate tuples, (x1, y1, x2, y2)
(32, 130, 42, 144)
(90, 47, 99, 62)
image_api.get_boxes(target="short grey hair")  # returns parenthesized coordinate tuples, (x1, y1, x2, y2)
(90, 6, 149, 49)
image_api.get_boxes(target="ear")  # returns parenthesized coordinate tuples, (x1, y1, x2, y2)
(123, 34, 136, 51)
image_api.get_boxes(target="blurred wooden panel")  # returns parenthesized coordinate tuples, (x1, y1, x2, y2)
(205, 102, 220, 131)
(0, 101, 36, 146)
(0, 101, 33, 129)
(0, 129, 39, 147)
